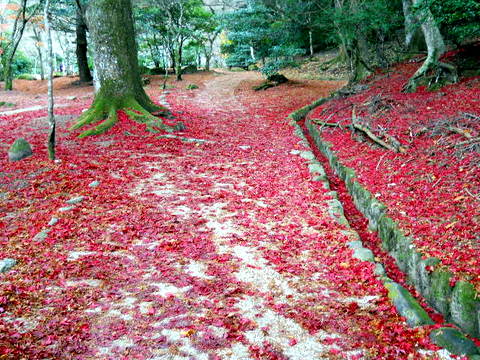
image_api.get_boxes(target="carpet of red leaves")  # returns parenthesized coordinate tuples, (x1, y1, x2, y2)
(0, 72, 460, 359)
(308, 52, 480, 291)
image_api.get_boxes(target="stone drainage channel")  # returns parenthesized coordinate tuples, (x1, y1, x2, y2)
(286, 99, 480, 359)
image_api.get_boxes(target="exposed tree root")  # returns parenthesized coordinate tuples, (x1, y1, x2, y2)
(70, 96, 175, 138)
(447, 126, 473, 139)
(404, 60, 458, 93)
(351, 109, 404, 153)
(313, 108, 407, 153)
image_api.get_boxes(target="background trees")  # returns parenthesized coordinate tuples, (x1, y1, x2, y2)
(1, 0, 479, 95)
(0, 0, 40, 90)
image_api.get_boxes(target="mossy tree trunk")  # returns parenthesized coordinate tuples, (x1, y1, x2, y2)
(334, 0, 372, 84)
(401, 0, 425, 53)
(3, 65, 13, 91)
(403, 0, 457, 92)
(70, 0, 173, 137)
(75, 7, 93, 83)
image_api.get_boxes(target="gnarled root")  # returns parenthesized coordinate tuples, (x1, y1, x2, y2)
(70, 96, 175, 138)
(404, 60, 458, 93)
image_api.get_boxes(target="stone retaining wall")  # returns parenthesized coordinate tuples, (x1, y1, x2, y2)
(305, 118, 480, 339)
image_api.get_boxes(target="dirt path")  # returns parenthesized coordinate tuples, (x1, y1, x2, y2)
(0, 73, 448, 359)
(74, 74, 442, 359)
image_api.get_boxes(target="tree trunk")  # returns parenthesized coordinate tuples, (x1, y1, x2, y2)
(309, 30, 314, 57)
(45, 0, 56, 160)
(70, 0, 173, 137)
(401, 0, 425, 53)
(404, 0, 457, 92)
(347, 39, 371, 84)
(33, 27, 45, 80)
(3, 64, 13, 91)
(176, 41, 183, 81)
(37, 47, 45, 80)
(205, 53, 211, 72)
(75, 8, 93, 83)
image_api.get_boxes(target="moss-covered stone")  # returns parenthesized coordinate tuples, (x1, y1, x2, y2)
(450, 281, 480, 337)
(0, 258, 17, 273)
(430, 327, 479, 356)
(429, 269, 452, 316)
(326, 199, 349, 226)
(378, 216, 397, 251)
(186, 83, 199, 90)
(308, 163, 326, 178)
(406, 251, 422, 289)
(353, 247, 375, 262)
(366, 200, 386, 231)
(384, 281, 434, 327)
(374, 263, 386, 276)
(417, 257, 440, 299)
(300, 151, 315, 160)
(391, 234, 413, 272)
(8, 138, 33, 161)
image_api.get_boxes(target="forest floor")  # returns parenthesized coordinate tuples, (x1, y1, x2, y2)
(0, 67, 476, 359)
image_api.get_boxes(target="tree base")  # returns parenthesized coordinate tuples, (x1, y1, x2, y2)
(70, 95, 175, 138)
(404, 60, 458, 93)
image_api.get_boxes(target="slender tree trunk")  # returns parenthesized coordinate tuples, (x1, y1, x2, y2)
(76, 8, 93, 82)
(45, 0, 55, 160)
(70, 0, 173, 137)
(37, 47, 45, 80)
(176, 40, 183, 81)
(33, 28, 45, 80)
(169, 47, 176, 73)
(250, 46, 256, 61)
(309, 30, 314, 57)
(204, 52, 211, 72)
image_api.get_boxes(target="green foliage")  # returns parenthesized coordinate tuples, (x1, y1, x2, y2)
(429, 0, 480, 43)
(8, 52, 34, 78)
(222, 1, 305, 76)
(332, 0, 403, 46)
(261, 45, 303, 77)
(16, 73, 37, 80)
(134, 0, 220, 70)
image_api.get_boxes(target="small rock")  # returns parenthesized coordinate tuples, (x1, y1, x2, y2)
(88, 181, 100, 188)
(59, 206, 75, 212)
(374, 263, 386, 276)
(8, 138, 32, 162)
(290, 150, 301, 155)
(0, 258, 17, 273)
(430, 327, 479, 356)
(353, 248, 375, 262)
(66, 96, 77, 101)
(66, 196, 85, 205)
(299, 151, 315, 160)
(347, 241, 364, 249)
(48, 217, 59, 226)
(308, 163, 326, 176)
(384, 281, 434, 327)
(33, 229, 50, 241)
(239, 146, 251, 150)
